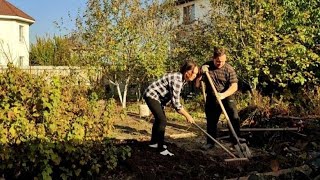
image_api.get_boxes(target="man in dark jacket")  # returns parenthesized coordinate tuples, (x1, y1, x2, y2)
(196, 47, 243, 150)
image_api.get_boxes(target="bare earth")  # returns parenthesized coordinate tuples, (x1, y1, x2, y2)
(102, 112, 320, 180)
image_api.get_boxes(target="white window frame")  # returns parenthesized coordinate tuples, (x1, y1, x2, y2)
(183, 4, 195, 24)
(19, 25, 24, 42)
(19, 56, 24, 67)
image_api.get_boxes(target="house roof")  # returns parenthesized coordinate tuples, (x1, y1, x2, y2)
(0, 0, 35, 24)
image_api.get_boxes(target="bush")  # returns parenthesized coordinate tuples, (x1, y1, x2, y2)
(0, 66, 130, 179)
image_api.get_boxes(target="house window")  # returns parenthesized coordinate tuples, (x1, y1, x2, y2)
(19, 56, 24, 67)
(183, 4, 195, 24)
(19, 25, 24, 42)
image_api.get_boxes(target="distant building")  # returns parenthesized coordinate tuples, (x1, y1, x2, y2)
(175, 0, 211, 25)
(0, 0, 35, 67)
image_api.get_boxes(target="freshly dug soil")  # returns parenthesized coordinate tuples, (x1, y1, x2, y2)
(100, 114, 320, 179)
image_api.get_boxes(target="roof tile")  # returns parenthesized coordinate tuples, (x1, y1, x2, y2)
(0, 0, 35, 23)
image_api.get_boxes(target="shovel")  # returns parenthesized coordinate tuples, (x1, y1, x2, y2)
(202, 66, 252, 158)
(193, 122, 248, 164)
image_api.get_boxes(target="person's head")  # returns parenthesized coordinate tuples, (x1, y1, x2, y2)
(212, 47, 227, 69)
(180, 59, 199, 82)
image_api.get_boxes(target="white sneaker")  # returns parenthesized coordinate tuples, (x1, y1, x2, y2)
(160, 149, 174, 156)
(149, 143, 167, 149)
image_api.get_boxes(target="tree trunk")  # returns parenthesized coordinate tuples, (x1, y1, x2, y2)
(122, 85, 127, 108)
(136, 84, 141, 102)
(116, 83, 123, 105)
(121, 76, 130, 108)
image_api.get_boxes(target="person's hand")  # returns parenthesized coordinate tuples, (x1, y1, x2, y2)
(201, 65, 209, 73)
(186, 116, 195, 124)
(196, 71, 202, 79)
(217, 93, 226, 100)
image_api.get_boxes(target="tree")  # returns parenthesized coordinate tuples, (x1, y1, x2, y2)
(171, 0, 320, 94)
(207, 0, 320, 93)
(30, 36, 79, 66)
(169, 20, 214, 72)
(74, 0, 177, 108)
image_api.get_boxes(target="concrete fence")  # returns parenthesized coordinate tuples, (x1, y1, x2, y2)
(0, 65, 103, 85)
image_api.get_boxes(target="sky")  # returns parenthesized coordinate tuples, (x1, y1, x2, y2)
(8, 0, 87, 44)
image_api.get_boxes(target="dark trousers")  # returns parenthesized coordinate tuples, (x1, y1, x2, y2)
(143, 96, 166, 150)
(205, 96, 241, 144)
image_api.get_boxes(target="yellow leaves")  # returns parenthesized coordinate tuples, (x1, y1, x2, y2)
(112, 6, 118, 13)
(28, 123, 37, 138)
(15, 139, 21, 145)
(67, 123, 85, 141)
(7, 111, 15, 120)
(37, 124, 46, 139)
(0, 65, 125, 179)
(9, 126, 16, 138)
(32, 113, 40, 117)
(48, 124, 57, 134)
(0, 125, 8, 144)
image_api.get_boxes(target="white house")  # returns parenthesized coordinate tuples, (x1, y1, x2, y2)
(0, 0, 35, 67)
(175, 0, 211, 25)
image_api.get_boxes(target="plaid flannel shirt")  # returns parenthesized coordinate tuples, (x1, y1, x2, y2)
(144, 72, 185, 110)
(203, 61, 238, 97)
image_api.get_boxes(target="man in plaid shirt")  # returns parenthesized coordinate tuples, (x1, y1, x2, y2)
(196, 47, 243, 150)
(143, 60, 199, 156)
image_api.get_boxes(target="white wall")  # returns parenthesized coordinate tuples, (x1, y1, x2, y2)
(175, 0, 212, 25)
(0, 18, 30, 67)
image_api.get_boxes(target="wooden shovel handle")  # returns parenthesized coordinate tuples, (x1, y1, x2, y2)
(203, 71, 241, 144)
(193, 122, 237, 158)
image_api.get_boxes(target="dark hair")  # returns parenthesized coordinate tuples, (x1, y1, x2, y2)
(180, 59, 197, 74)
(213, 47, 226, 59)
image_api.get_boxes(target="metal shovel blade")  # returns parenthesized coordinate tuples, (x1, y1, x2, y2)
(234, 143, 252, 158)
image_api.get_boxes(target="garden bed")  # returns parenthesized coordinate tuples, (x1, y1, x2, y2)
(100, 114, 320, 179)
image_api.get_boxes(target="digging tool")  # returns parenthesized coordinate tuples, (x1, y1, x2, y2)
(201, 81, 206, 103)
(202, 66, 252, 158)
(193, 122, 248, 163)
